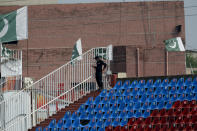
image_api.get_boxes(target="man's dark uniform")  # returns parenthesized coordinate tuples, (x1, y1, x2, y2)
(95, 59, 107, 90)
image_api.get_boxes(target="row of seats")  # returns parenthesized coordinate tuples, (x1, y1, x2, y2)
(114, 77, 197, 89)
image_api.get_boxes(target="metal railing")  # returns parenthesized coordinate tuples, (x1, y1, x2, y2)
(1, 47, 110, 131)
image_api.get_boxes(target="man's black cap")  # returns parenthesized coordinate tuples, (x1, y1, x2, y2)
(95, 56, 100, 59)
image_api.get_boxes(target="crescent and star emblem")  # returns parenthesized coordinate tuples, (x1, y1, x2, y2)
(169, 40, 177, 49)
(0, 18, 9, 38)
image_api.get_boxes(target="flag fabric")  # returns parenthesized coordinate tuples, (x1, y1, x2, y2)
(164, 37, 185, 52)
(0, 6, 28, 43)
(1, 44, 13, 58)
(71, 38, 82, 62)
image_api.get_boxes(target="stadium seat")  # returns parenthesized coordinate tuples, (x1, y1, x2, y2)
(117, 96, 124, 104)
(102, 103, 110, 112)
(142, 109, 150, 118)
(93, 96, 101, 105)
(79, 111, 87, 120)
(134, 110, 142, 118)
(147, 87, 154, 95)
(57, 118, 64, 128)
(71, 111, 79, 120)
(126, 102, 133, 111)
(178, 93, 186, 101)
(172, 101, 181, 108)
(148, 94, 155, 102)
(170, 86, 177, 94)
(185, 86, 193, 94)
(86, 104, 94, 113)
(161, 78, 169, 87)
(43, 127, 50, 131)
(156, 94, 163, 102)
(166, 108, 174, 116)
(122, 80, 130, 90)
(131, 87, 138, 95)
(170, 93, 178, 102)
(103, 110, 111, 119)
(120, 118, 128, 126)
(177, 86, 185, 94)
(48, 119, 56, 128)
(192, 77, 197, 86)
(142, 102, 149, 110)
(107, 89, 115, 97)
(110, 103, 118, 111)
(189, 100, 196, 108)
(115, 89, 122, 96)
(165, 101, 173, 109)
(155, 86, 162, 94)
(124, 95, 132, 104)
(153, 79, 161, 87)
(123, 89, 130, 96)
(114, 81, 122, 89)
(100, 96, 109, 104)
(112, 118, 120, 127)
(111, 110, 119, 118)
(119, 109, 127, 118)
(72, 118, 80, 128)
(185, 77, 192, 86)
(130, 80, 138, 89)
(138, 87, 145, 95)
(193, 86, 197, 93)
(177, 77, 184, 86)
(96, 118, 103, 128)
(186, 93, 194, 101)
(140, 94, 147, 102)
(78, 105, 86, 113)
(119, 103, 126, 111)
(104, 118, 112, 127)
(98, 125, 105, 131)
(36, 127, 42, 131)
(169, 78, 177, 87)
(163, 94, 170, 102)
(90, 125, 97, 131)
(162, 86, 169, 95)
(109, 95, 116, 105)
(64, 119, 72, 128)
(133, 95, 139, 102)
(137, 80, 146, 88)
(157, 108, 166, 117)
(87, 110, 95, 119)
(128, 117, 136, 126)
(74, 127, 81, 131)
(145, 79, 153, 88)
(149, 101, 157, 110)
(88, 118, 96, 127)
(100, 89, 107, 97)
(182, 108, 190, 116)
(58, 127, 65, 131)
(150, 109, 159, 117)
(133, 102, 141, 110)
(174, 108, 182, 116)
(95, 110, 103, 119)
(85, 97, 94, 105)
(127, 109, 134, 118)
(157, 101, 164, 110)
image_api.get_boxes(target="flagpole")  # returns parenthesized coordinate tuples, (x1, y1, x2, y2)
(166, 51, 168, 76)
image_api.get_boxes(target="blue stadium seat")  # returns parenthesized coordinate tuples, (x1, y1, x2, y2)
(120, 118, 128, 126)
(109, 95, 116, 104)
(64, 119, 72, 128)
(169, 78, 177, 87)
(163, 94, 170, 102)
(156, 94, 163, 102)
(98, 125, 105, 131)
(142, 102, 149, 110)
(95, 110, 103, 119)
(57, 118, 64, 128)
(170, 86, 177, 94)
(43, 127, 50, 131)
(100, 89, 107, 98)
(123, 89, 130, 96)
(133, 95, 139, 102)
(110, 110, 119, 118)
(121, 80, 130, 90)
(119, 103, 126, 111)
(155, 86, 162, 94)
(114, 81, 122, 89)
(58, 127, 65, 131)
(90, 126, 97, 131)
(103, 110, 111, 119)
(117, 96, 124, 104)
(125, 95, 132, 104)
(83, 126, 89, 131)
(126, 102, 134, 111)
(127, 109, 134, 118)
(75, 127, 81, 131)
(185, 86, 193, 93)
(133, 102, 141, 110)
(107, 89, 115, 97)
(119, 109, 127, 118)
(36, 127, 42, 131)
(79, 111, 87, 120)
(147, 87, 154, 95)
(177, 86, 185, 94)
(170, 93, 178, 102)
(157, 101, 164, 110)
(115, 89, 122, 96)
(88, 118, 96, 127)
(100, 96, 109, 105)
(139, 94, 147, 102)
(186, 93, 194, 101)
(161, 78, 169, 87)
(185, 77, 192, 86)
(137, 80, 145, 88)
(78, 105, 86, 113)
(178, 93, 186, 101)
(162, 86, 169, 95)
(148, 94, 155, 102)
(193, 86, 197, 93)
(194, 93, 197, 101)
(72, 118, 80, 128)
(149, 101, 157, 110)
(130, 80, 138, 89)
(87, 110, 95, 120)
(131, 87, 138, 95)
(133, 110, 142, 118)
(153, 79, 161, 87)
(192, 77, 197, 86)
(85, 97, 94, 106)
(71, 111, 79, 120)
(93, 96, 101, 105)
(112, 118, 120, 127)
(138, 87, 145, 95)
(96, 118, 103, 128)
(142, 109, 150, 118)
(48, 119, 56, 129)
(104, 118, 112, 127)
(165, 100, 173, 109)
(102, 103, 110, 112)
(86, 104, 94, 113)
(110, 103, 118, 111)
(177, 77, 184, 86)
(145, 79, 153, 88)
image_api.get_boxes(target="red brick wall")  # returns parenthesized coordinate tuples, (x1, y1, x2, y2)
(0, 1, 185, 80)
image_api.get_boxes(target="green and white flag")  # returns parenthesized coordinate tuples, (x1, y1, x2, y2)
(0, 6, 28, 43)
(164, 37, 185, 52)
(71, 38, 82, 62)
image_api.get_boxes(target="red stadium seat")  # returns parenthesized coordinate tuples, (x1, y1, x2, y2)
(175, 116, 183, 124)
(127, 118, 136, 127)
(182, 108, 190, 116)
(166, 108, 174, 116)
(134, 117, 144, 125)
(150, 110, 159, 117)
(144, 117, 152, 125)
(189, 100, 196, 108)
(105, 126, 113, 131)
(158, 109, 166, 117)
(172, 101, 181, 108)
(177, 123, 185, 130)
(174, 108, 182, 116)
(185, 123, 193, 130)
(114, 126, 121, 131)
(181, 100, 189, 108)
(120, 125, 129, 131)
(152, 117, 160, 125)
(189, 107, 197, 115)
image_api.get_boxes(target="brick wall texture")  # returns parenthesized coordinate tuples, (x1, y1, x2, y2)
(0, 1, 186, 80)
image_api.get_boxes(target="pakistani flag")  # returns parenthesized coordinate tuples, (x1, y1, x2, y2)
(71, 38, 82, 62)
(0, 6, 28, 43)
(164, 37, 185, 52)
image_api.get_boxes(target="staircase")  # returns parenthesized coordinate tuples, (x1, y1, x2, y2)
(29, 90, 100, 130)
(1, 46, 110, 131)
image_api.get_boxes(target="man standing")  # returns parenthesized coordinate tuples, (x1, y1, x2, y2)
(93, 56, 107, 91)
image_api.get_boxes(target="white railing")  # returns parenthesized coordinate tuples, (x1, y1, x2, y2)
(0, 47, 110, 131)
